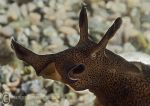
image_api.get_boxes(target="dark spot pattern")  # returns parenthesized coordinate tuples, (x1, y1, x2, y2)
(11, 6, 150, 106)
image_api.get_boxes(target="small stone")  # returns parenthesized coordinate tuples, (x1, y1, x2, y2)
(49, 93, 60, 102)
(60, 99, 70, 106)
(29, 25, 40, 40)
(15, 0, 33, 5)
(141, 2, 150, 14)
(24, 28, 31, 36)
(0, 15, 8, 24)
(119, 52, 150, 64)
(53, 82, 64, 98)
(59, 26, 77, 35)
(0, 0, 7, 8)
(31, 41, 42, 53)
(0, 92, 2, 99)
(0, 26, 14, 37)
(21, 82, 31, 93)
(50, 36, 64, 47)
(7, 3, 21, 21)
(144, 31, 150, 43)
(43, 26, 57, 37)
(123, 42, 136, 52)
(42, 27, 64, 51)
(78, 91, 95, 106)
(0, 38, 14, 64)
(64, 19, 77, 27)
(31, 25, 40, 33)
(41, 96, 49, 103)
(45, 9, 56, 21)
(29, 12, 41, 25)
(107, 45, 123, 53)
(21, 79, 43, 94)
(2, 84, 10, 92)
(35, 0, 45, 8)
(89, 16, 107, 34)
(20, 4, 28, 18)
(52, 45, 68, 53)
(40, 89, 47, 95)
(44, 80, 54, 88)
(66, 34, 79, 46)
(142, 22, 150, 29)
(55, 19, 64, 28)
(44, 100, 59, 106)
(25, 94, 42, 106)
(48, 0, 57, 9)
(30, 80, 43, 93)
(127, 0, 140, 8)
(55, 9, 67, 20)
(0, 66, 14, 84)
(93, 6, 109, 18)
(122, 17, 137, 42)
(0, 8, 6, 14)
(30, 31, 40, 41)
(10, 19, 30, 29)
(89, 34, 101, 43)
(141, 13, 150, 23)
(27, 2, 37, 12)
(106, 1, 127, 14)
(65, 92, 77, 105)
(17, 33, 29, 47)
(130, 8, 141, 29)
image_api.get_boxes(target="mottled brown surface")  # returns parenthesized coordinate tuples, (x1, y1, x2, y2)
(11, 5, 150, 106)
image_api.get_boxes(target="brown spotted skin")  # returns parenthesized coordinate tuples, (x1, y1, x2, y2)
(11, 5, 150, 106)
(53, 40, 150, 106)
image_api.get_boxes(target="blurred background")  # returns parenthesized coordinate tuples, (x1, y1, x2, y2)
(0, 0, 150, 106)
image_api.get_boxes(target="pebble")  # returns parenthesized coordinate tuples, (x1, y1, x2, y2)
(21, 82, 31, 93)
(21, 80, 42, 94)
(144, 31, 150, 44)
(107, 45, 123, 53)
(127, 0, 141, 8)
(141, 13, 150, 23)
(0, 0, 7, 8)
(119, 52, 150, 64)
(66, 34, 79, 46)
(0, 15, 8, 24)
(123, 42, 136, 52)
(89, 16, 107, 34)
(20, 4, 28, 18)
(24, 28, 31, 36)
(15, 0, 33, 5)
(121, 17, 135, 42)
(30, 80, 43, 93)
(27, 2, 37, 12)
(141, 2, 150, 14)
(64, 19, 77, 27)
(29, 12, 41, 25)
(31, 25, 40, 33)
(17, 33, 29, 47)
(59, 26, 77, 35)
(7, 3, 21, 21)
(0, 38, 14, 64)
(25, 94, 43, 106)
(106, 1, 127, 14)
(130, 8, 141, 29)
(43, 26, 57, 37)
(31, 41, 42, 53)
(10, 19, 30, 29)
(0, 26, 14, 37)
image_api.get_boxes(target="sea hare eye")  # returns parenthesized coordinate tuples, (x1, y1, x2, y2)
(72, 64, 85, 74)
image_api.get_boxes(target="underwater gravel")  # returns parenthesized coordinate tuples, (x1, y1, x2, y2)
(0, 0, 150, 106)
